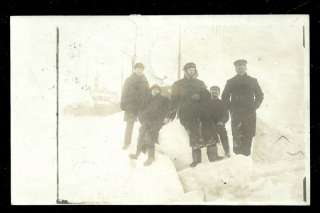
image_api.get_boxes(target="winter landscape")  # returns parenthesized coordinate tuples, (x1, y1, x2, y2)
(11, 16, 309, 205)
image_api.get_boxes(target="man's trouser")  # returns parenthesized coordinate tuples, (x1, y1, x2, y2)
(135, 124, 156, 160)
(180, 118, 202, 164)
(233, 135, 253, 156)
(216, 125, 230, 155)
(231, 111, 255, 156)
(192, 147, 202, 164)
(124, 119, 135, 147)
(206, 144, 219, 162)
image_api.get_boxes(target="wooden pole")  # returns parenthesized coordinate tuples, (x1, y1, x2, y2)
(177, 26, 182, 80)
(56, 27, 60, 203)
(303, 25, 305, 48)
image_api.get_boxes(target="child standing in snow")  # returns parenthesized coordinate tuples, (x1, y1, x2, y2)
(209, 86, 230, 157)
(129, 85, 170, 166)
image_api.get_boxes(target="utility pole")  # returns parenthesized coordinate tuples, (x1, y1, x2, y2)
(177, 26, 182, 80)
(303, 25, 305, 48)
(131, 18, 138, 71)
(56, 27, 60, 204)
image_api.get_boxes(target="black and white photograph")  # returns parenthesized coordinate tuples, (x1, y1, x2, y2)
(11, 15, 310, 205)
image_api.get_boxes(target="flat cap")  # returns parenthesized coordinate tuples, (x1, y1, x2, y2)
(210, 86, 220, 91)
(134, 62, 145, 69)
(233, 59, 247, 66)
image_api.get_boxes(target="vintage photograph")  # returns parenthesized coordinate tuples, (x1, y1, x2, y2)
(11, 15, 310, 205)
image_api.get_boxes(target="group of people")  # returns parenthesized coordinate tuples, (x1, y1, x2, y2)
(120, 60, 264, 167)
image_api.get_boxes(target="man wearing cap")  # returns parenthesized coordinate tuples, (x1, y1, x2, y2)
(221, 59, 264, 156)
(120, 63, 150, 150)
(168, 62, 210, 167)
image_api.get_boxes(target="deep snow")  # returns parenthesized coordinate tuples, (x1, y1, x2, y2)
(59, 111, 306, 204)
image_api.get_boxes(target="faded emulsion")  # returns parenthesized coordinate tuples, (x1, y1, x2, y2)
(11, 15, 310, 205)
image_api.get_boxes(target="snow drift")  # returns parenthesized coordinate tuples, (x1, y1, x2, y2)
(59, 112, 205, 204)
(158, 116, 306, 204)
(178, 155, 305, 204)
(158, 119, 227, 171)
(252, 119, 305, 163)
(58, 111, 306, 204)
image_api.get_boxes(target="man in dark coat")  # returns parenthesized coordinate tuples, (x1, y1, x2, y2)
(120, 63, 150, 150)
(221, 59, 264, 156)
(168, 62, 209, 167)
(208, 86, 230, 157)
(129, 84, 170, 166)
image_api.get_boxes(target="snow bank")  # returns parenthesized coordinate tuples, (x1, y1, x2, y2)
(59, 112, 189, 204)
(159, 117, 305, 167)
(178, 155, 305, 204)
(59, 112, 306, 204)
(158, 119, 227, 171)
(252, 119, 305, 163)
(157, 119, 192, 171)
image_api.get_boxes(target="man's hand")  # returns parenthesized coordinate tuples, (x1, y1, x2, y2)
(168, 111, 177, 121)
(163, 118, 171, 124)
(217, 121, 224, 126)
(191, 94, 200, 101)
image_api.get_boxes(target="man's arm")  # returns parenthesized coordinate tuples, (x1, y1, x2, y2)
(253, 79, 264, 109)
(120, 79, 129, 111)
(168, 82, 180, 120)
(221, 103, 230, 123)
(221, 80, 231, 110)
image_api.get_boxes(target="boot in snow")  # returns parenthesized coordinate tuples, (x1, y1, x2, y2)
(190, 161, 199, 168)
(122, 143, 130, 150)
(225, 152, 231, 158)
(129, 153, 138, 160)
(207, 145, 224, 162)
(190, 148, 201, 167)
(144, 158, 154, 166)
(144, 146, 155, 166)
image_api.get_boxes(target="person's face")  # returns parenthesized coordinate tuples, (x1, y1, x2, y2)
(235, 64, 247, 75)
(134, 67, 144, 76)
(186, 67, 196, 77)
(210, 89, 220, 99)
(151, 88, 161, 96)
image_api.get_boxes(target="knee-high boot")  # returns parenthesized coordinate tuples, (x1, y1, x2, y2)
(207, 144, 223, 162)
(144, 145, 155, 166)
(190, 148, 201, 167)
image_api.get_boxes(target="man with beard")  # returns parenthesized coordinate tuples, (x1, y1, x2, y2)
(221, 59, 264, 156)
(168, 62, 210, 167)
(120, 63, 150, 150)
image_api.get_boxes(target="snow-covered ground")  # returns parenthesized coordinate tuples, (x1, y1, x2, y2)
(59, 112, 203, 204)
(59, 111, 306, 204)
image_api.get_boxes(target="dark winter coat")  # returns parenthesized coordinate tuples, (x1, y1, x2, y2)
(139, 93, 170, 127)
(120, 73, 149, 121)
(170, 77, 208, 122)
(221, 74, 264, 137)
(207, 98, 229, 124)
(170, 73, 209, 147)
(199, 91, 224, 146)
(139, 93, 170, 145)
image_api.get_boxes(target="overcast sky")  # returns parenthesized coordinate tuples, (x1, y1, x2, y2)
(11, 15, 309, 129)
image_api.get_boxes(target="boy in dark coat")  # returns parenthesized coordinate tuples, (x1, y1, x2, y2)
(199, 87, 223, 162)
(209, 86, 230, 157)
(129, 84, 170, 166)
(168, 62, 209, 167)
(120, 63, 150, 150)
